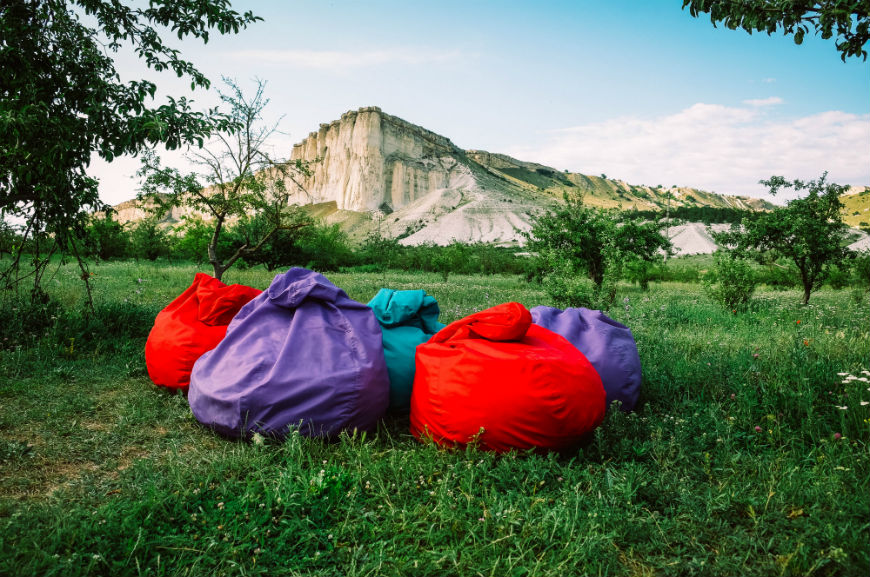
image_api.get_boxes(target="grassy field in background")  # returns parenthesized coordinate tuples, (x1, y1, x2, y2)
(1, 259, 868, 576)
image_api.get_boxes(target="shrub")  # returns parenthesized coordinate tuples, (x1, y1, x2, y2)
(82, 212, 130, 260)
(130, 217, 170, 261)
(826, 264, 851, 290)
(853, 251, 870, 283)
(171, 217, 214, 264)
(623, 260, 654, 290)
(541, 262, 617, 309)
(703, 252, 757, 309)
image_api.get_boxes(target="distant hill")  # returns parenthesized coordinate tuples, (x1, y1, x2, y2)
(280, 107, 777, 245)
(114, 106, 850, 251)
(463, 150, 775, 213)
(841, 187, 870, 228)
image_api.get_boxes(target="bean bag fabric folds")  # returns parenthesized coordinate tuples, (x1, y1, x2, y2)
(145, 273, 261, 391)
(188, 268, 389, 439)
(410, 302, 606, 453)
(531, 306, 642, 412)
(367, 288, 446, 410)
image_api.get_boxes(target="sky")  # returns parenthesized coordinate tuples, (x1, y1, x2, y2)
(90, 0, 870, 206)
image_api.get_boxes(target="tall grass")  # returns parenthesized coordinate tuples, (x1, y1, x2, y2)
(1, 260, 868, 576)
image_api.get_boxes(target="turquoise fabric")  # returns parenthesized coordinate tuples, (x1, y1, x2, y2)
(368, 288, 445, 409)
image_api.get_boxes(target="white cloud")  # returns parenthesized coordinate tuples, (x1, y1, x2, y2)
(508, 103, 870, 200)
(743, 96, 783, 107)
(228, 48, 463, 71)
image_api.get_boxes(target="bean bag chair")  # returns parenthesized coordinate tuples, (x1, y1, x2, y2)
(531, 306, 642, 412)
(410, 302, 605, 453)
(367, 288, 446, 410)
(188, 267, 389, 439)
(145, 273, 261, 391)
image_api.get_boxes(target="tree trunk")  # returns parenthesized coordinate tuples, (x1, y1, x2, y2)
(208, 215, 226, 281)
(799, 266, 812, 305)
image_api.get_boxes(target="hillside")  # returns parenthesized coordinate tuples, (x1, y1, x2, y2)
(112, 106, 812, 249)
(282, 107, 776, 245)
(842, 187, 870, 228)
(464, 150, 774, 213)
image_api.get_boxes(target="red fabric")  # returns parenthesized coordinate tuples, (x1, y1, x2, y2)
(410, 302, 606, 452)
(145, 273, 261, 391)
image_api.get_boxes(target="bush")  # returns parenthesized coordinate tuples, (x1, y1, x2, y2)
(756, 260, 799, 289)
(171, 217, 214, 264)
(130, 217, 170, 261)
(826, 264, 851, 290)
(703, 252, 757, 310)
(852, 251, 870, 289)
(82, 212, 129, 260)
(541, 263, 617, 309)
(623, 260, 654, 290)
(296, 224, 356, 271)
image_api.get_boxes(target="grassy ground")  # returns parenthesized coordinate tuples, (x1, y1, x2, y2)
(1, 260, 868, 576)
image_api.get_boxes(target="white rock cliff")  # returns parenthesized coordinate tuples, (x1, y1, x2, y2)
(290, 106, 468, 212)
(289, 106, 549, 245)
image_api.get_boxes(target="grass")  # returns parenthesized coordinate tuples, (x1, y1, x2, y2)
(1, 259, 868, 576)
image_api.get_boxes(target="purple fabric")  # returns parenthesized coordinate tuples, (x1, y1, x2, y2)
(530, 306, 641, 412)
(188, 268, 389, 438)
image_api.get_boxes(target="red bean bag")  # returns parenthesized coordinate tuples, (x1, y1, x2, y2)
(145, 273, 261, 391)
(410, 302, 606, 452)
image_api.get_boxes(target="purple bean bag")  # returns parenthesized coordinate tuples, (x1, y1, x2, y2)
(188, 268, 389, 439)
(530, 306, 642, 412)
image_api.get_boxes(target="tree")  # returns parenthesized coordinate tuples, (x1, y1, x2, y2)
(130, 216, 169, 261)
(525, 194, 672, 307)
(682, 0, 870, 61)
(703, 251, 758, 309)
(172, 216, 215, 264)
(139, 79, 312, 281)
(0, 220, 19, 258)
(716, 173, 853, 305)
(82, 210, 129, 260)
(1, 1, 260, 298)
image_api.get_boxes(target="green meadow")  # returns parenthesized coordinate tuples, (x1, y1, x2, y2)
(1, 260, 868, 576)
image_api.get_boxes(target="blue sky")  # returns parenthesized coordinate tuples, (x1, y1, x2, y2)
(92, 0, 870, 205)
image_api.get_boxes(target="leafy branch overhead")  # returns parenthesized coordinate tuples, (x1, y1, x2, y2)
(0, 0, 261, 300)
(682, 0, 870, 60)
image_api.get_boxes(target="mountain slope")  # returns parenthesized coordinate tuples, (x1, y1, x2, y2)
(114, 106, 789, 247)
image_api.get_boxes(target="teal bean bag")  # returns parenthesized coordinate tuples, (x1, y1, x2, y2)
(368, 289, 446, 410)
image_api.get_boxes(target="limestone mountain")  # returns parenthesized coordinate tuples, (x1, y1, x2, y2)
(114, 106, 779, 246)
(284, 106, 775, 245)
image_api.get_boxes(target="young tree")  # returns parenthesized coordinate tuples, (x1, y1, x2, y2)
(0, 221, 19, 258)
(716, 173, 853, 305)
(525, 194, 672, 306)
(139, 79, 312, 281)
(82, 210, 130, 260)
(682, 0, 870, 60)
(130, 217, 169, 262)
(1, 1, 260, 298)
